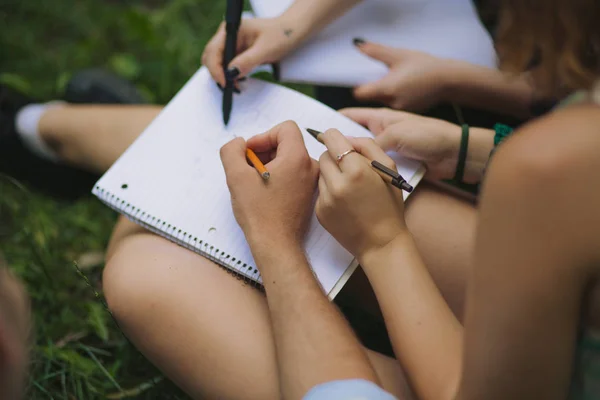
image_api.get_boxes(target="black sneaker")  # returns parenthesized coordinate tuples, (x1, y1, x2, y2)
(0, 69, 146, 200)
(65, 68, 147, 105)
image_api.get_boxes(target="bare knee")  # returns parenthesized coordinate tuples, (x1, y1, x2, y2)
(102, 233, 161, 324)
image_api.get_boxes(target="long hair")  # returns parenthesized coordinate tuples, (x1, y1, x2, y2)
(496, 0, 600, 95)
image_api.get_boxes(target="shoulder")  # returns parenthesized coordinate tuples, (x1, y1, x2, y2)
(480, 104, 600, 263)
(488, 103, 600, 188)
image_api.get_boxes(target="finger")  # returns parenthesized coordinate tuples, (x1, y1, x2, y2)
(220, 137, 254, 182)
(347, 137, 397, 170)
(339, 107, 390, 135)
(317, 176, 328, 198)
(251, 149, 278, 165)
(352, 77, 396, 103)
(373, 126, 403, 153)
(227, 44, 268, 79)
(321, 129, 364, 173)
(253, 150, 274, 165)
(316, 175, 333, 214)
(318, 151, 341, 188)
(246, 121, 308, 160)
(310, 157, 320, 182)
(203, 24, 227, 86)
(347, 137, 405, 203)
(355, 40, 400, 66)
(339, 107, 379, 127)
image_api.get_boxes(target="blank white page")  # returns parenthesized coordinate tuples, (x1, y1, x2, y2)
(93, 67, 424, 295)
(249, 0, 497, 86)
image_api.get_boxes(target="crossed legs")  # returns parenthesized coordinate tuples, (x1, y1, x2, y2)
(39, 104, 476, 399)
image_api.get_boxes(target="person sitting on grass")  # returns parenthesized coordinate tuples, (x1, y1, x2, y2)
(194, 0, 600, 397)
(202, 0, 553, 120)
(1, 0, 599, 398)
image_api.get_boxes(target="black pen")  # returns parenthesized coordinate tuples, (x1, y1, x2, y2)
(306, 128, 413, 193)
(222, 0, 244, 125)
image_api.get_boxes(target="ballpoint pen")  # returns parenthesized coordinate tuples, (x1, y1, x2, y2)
(306, 128, 413, 192)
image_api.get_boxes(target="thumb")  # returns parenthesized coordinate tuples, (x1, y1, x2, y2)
(340, 107, 388, 135)
(355, 40, 400, 66)
(353, 77, 390, 102)
(220, 137, 251, 181)
(373, 127, 402, 153)
(227, 45, 269, 78)
(339, 107, 379, 127)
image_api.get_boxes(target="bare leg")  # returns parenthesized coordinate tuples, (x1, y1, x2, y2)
(38, 105, 474, 396)
(37, 104, 475, 319)
(103, 218, 413, 400)
(102, 185, 474, 399)
(404, 183, 475, 319)
(38, 104, 162, 174)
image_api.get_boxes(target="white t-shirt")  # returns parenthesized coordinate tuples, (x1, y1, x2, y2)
(304, 379, 398, 400)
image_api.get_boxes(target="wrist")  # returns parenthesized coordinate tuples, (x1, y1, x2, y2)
(247, 231, 305, 267)
(357, 231, 414, 270)
(277, 10, 316, 45)
(464, 127, 494, 184)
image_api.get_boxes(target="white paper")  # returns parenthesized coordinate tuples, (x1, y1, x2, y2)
(249, 0, 497, 86)
(93, 67, 423, 294)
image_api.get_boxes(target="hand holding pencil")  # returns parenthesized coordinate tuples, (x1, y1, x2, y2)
(220, 122, 319, 248)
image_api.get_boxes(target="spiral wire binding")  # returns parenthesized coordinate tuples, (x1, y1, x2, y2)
(93, 186, 262, 288)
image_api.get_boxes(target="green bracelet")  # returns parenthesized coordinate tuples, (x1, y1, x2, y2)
(453, 124, 469, 183)
(493, 123, 513, 146)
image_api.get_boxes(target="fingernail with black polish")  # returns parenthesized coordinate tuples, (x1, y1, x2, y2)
(234, 87, 241, 94)
(352, 37, 366, 47)
(237, 77, 247, 82)
(272, 63, 281, 81)
(216, 82, 223, 92)
(226, 67, 240, 80)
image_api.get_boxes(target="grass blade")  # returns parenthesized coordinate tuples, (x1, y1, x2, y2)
(78, 344, 122, 391)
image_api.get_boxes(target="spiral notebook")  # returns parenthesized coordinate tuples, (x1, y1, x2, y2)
(248, 0, 496, 86)
(92, 67, 425, 298)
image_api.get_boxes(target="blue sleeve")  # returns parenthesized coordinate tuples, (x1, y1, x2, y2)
(303, 379, 398, 400)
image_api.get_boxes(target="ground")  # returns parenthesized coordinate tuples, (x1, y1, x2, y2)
(1, 1, 232, 398)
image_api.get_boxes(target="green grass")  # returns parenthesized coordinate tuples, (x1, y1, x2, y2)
(0, 0, 250, 398)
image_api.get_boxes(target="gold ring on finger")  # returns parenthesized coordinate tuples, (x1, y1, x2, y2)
(336, 149, 357, 166)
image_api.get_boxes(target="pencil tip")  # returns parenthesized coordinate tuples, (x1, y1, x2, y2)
(306, 128, 324, 143)
(262, 171, 270, 180)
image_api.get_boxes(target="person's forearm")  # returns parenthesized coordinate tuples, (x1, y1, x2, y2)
(252, 240, 378, 399)
(360, 234, 462, 400)
(464, 127, 495, 184)
(279, 0, 363, 43)
(442, 62, 534, 119)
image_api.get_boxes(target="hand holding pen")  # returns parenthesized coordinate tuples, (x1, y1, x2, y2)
(312, 128, 409, 259)
(307, 128, 413, 193)
(216, 0, 271, 181)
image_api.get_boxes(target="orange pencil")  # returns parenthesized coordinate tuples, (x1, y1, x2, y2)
(246, 148, 270, 180)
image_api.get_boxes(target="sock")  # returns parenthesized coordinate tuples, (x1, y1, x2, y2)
(15, 101, 65, 162)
